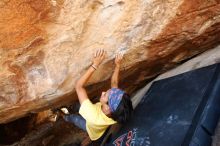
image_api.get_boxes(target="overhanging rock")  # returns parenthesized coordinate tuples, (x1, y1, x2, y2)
(0, 0, 220, 123)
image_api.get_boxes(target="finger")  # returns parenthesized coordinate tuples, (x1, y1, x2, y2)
(120, 53, 124, 59)
(102, 49, 105, 56)
(117, 53, 121, 59)
(116, 54, 119, 59)
(96, 49, 100, 57)
(100, 49, 104, 57)
(98, 49, 102, 57)
(117, 53, 121, 58)
(102, 50, 106, 57)
(94, 50, 98, 57)
(95, 49, 98, 57)
(94, 52, 96, 57)
(103, 50, 106, 58)
(101, 55, 105, 60)
(100, 50, 105, 59)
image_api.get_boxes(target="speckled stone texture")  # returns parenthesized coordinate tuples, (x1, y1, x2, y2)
(0, 0, 220, 123)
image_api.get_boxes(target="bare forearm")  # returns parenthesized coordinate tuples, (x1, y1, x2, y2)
(75, 49, 105, 104)
(76, 66, 96, 88)
(111, 65, 120, 88)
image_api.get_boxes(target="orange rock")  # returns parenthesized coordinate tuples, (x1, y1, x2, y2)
(0, 0, 220, 123)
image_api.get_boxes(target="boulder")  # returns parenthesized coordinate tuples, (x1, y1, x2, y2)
(0, 0, 220, 123)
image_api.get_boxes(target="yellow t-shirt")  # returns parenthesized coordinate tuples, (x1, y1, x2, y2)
(79, 99, 116, 140)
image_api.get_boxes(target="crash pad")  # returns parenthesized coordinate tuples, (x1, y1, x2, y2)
(105, 63, 220, 146)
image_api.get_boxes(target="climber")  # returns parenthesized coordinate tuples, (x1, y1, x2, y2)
(62, 49, 133, 145)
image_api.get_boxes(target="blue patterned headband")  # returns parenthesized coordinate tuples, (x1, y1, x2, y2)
(108, 88, 125, 112)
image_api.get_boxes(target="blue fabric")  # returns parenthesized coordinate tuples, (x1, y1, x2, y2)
(108, 88, 125, 112)
(64, 114, 86, 131)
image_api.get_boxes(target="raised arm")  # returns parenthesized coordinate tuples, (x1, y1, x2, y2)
(75, 49, 106, 104)
(111, 53, 123, 88)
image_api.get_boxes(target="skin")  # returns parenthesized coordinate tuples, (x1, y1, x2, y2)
(75, 49, 123, 117)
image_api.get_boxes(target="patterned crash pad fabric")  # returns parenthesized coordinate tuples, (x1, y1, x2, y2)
(105, 63, 220, 146)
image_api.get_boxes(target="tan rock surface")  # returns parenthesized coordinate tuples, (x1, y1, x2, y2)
(0, 0, 220, 123)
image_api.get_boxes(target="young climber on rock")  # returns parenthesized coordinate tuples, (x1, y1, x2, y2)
(63, 49, 133, 144)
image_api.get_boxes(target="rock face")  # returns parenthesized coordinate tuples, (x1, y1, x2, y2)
(0, 0, 220, 123)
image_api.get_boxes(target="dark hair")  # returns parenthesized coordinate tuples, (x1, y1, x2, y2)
(111, 93, 133, 124)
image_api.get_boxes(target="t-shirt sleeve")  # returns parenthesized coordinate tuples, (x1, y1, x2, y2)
(79, 99, 98, 123)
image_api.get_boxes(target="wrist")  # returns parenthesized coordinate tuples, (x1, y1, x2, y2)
(91, 64, 98, 70)
(92, 63, 99, 68)
(92, 61, 100, 66)
(115, 64, 120, 68)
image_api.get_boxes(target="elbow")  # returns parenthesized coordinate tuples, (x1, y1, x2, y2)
(111, 81, 118, 88)
(75, 81, 83, 90)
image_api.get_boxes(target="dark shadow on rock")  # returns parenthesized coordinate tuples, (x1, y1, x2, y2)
(8, 118, 88, 146)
